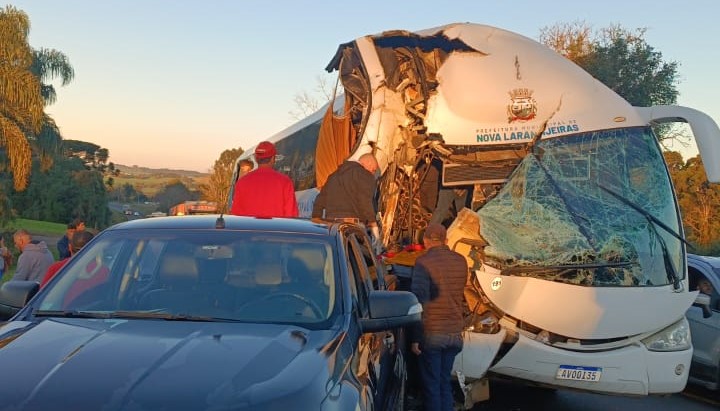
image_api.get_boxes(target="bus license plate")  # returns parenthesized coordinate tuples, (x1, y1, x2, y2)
(556, 365, 602, 382)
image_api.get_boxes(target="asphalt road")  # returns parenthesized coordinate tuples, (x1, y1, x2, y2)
(108, 201, 144, 220)
(470, 381, 718, 410)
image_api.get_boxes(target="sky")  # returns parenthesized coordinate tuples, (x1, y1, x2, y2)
(5, 0, 719, 173)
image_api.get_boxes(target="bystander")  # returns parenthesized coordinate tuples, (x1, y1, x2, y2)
(12, 229, 54, 283)
(410, 223, 468, 411)
(229, 141, 298, 218)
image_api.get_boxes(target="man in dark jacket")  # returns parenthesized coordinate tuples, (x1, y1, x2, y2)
(57, 221, 77, 260)
(312, 153, 381, 251)
(410, 223, 467, 411)
(57, 218, 85, 260)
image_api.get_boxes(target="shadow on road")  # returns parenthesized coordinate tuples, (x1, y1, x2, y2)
(466, 380, 718, 411)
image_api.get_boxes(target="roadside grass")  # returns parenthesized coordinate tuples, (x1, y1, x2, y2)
(4, 218, 66, 237)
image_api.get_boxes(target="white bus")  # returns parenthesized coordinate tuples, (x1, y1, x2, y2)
(232, 23, 720, 405)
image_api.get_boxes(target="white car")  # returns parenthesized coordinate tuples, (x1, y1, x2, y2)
(686, 254, 720, 391)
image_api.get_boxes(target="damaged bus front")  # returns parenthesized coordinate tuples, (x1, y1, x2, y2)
(324, 23, 720, 405)
(234, 23, 720, 405)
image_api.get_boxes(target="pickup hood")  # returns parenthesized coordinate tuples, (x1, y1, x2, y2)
(0, 318, 339, 410)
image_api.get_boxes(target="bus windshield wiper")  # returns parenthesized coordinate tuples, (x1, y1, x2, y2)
(598, 184, 688, 246)
(598, 184, 684, 290)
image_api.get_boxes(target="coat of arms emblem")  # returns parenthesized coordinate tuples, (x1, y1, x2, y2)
(507, 88, 537, 122)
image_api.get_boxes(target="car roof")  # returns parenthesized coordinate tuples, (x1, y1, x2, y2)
(688, 253, 720, 270)
(106, 215, 338, 236)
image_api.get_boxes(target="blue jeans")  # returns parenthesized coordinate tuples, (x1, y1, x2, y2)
(430, 188, 469, 225)
(418, 333, 463, 411)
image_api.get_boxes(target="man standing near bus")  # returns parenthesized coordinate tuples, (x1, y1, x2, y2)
(230, 141, 298, 218)
(410, 223, 467, 411)
(311, 153, 382, 252)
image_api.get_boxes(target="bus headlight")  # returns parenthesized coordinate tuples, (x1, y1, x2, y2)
(641, 317, 691, 352)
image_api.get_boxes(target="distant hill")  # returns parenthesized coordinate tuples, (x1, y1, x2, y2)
(112, 164, 210, 197)
(114, 164, 209, 178)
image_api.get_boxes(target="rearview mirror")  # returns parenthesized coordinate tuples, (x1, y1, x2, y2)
(693, 293, 712, 319)
(0, 281, 39, 320)
(360, 290, 422, 333)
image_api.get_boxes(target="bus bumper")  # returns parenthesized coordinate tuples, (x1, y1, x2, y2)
(483, 333, 691, 395)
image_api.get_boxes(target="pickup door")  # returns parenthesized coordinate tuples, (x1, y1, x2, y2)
(343, 226, 404, 410)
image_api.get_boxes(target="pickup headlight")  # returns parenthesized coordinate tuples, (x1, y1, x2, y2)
(641, 317, 691, 352)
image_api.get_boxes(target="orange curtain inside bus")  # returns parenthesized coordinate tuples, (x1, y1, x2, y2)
(314, 98, 357, 189)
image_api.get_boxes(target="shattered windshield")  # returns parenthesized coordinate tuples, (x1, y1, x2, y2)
(477, 126, 682, 287)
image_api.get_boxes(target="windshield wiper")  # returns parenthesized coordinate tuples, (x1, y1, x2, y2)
(33, 310, 217, 322)
(598, 184, 685, 290)
(598, 184, 688, 246)
(34, 310, 113, 318)
(109, 311, 217, 322)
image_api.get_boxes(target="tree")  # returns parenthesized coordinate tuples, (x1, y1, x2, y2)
(200, 148, 244, 213)
(63, 139, 119, 189)
(539, 22, 679, 106)
(1, 6, 75, 227)
(31, 48, 74, 171)
(587, 26, 679, 108)
(665, 152, 720, 253)
(0, 5, 43, 191)
(108, 183, 144, 204)
(538, 21, 594, 65)
(154, 181, 199, 212)
(289, 74, 337, 120)
(539, 22, 683, 145)
(11, 156, 110, 228)
(32, 47, 74, 105)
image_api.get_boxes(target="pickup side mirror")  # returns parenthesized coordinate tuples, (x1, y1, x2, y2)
(360, 290, 422, 333)
(0, 281, 39, 321)
(693, 293, 713, 319)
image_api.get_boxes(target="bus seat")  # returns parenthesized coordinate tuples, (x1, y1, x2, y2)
(289, 245, 326, 283)
(138, 252, 200, 310)
(158, 254, 199, 289)
(254, 261, 284, 285)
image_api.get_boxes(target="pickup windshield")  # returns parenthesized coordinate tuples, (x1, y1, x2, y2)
(477, 126, 683, 287)
(36, 231, 338, 328)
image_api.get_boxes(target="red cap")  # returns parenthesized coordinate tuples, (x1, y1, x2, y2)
(254, 141, 277, 160)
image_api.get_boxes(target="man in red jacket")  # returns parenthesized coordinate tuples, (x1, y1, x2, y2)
(40, 230, 95, 288)
(230, 141, 298, 218)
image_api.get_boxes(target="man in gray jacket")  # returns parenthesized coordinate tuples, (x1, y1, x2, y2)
(12, 229, 54, 283)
